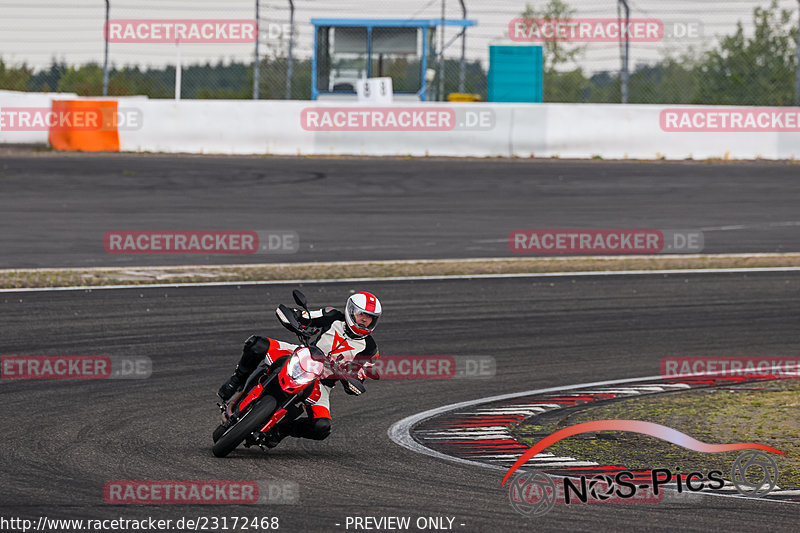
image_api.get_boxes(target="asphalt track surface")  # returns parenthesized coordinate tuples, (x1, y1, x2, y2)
(2, 153, 800, 268)
(2, 273, 800, 532)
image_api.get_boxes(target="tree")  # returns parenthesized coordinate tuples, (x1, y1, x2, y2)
(27, 61, 67, 92)
(693, 0, 797, 105)
(518, 1, 590, 102)
(628, 55, 700, 104)
(0, 60, 33, 91)
(519, 0, 586, 72)
(56, 64, 104, 95)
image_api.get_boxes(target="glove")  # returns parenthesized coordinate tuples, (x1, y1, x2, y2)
(293, 309, 320, 335)
(293, 308, 311, 325)
(340, 377, 366, 396)
(362, 364, 380, 381)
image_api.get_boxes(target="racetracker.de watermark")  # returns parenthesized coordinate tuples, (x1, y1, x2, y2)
(660, 357, 800, 378)
(1, 355, 151, 379)
(0, 107, 142, 131)
(510, 18, 662, 42)
(103, 480, 298, 504)
(330, 355, 495, 380)
(103, 230, 299, 254)
(300, 107, 495, 132)
(661, 108, 800, 132)
(105, 20, 256, 43)
(509, 229, 703, 254)
(509, 18, 704, 43)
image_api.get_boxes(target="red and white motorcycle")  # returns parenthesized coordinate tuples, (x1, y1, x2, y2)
(211, 290, 364, 457)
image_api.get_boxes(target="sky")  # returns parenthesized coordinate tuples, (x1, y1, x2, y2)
(0, 0, 797, 74)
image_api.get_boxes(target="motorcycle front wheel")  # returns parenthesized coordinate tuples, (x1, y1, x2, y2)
(211, 395, 277, 458)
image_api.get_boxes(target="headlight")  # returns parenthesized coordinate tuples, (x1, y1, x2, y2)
(286, 347, 324, 385)
(287, 356, 314, 383)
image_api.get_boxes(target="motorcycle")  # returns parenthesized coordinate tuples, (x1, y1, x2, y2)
(211, 289, 363, 457)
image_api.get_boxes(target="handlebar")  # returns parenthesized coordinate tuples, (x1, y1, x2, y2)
(276, 302, 318, 348)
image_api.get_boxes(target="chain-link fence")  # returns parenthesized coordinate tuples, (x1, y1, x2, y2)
(1, 0, 799, 105)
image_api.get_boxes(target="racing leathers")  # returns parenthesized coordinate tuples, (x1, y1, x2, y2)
(218, 306, 379, 442)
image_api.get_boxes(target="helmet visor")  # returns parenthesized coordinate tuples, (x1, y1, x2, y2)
(346, 298, 380, 334)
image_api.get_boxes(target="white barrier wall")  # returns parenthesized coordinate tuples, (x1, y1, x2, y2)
(4, 90, 798, 160)
(118, 100, 799, 160)
(120, 100, 524, 157)
(540, 103, 787, 160)
(118, 100, 316, 155)
(0, 90, 78, 144)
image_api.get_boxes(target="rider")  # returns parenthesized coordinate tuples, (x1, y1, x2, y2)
(217, 292, 382, 446)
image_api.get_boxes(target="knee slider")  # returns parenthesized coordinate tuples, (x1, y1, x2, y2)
(240, 335, 270, 369)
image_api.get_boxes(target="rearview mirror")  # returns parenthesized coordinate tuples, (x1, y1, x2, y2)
(293, 289, 308, 309)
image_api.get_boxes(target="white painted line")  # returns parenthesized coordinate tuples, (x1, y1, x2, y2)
(417, 430, 511, 435)
(415, 428, 511, 433)
(449, 426, 510, 431)
(470, 454, 527, 459)
(417, 430, 511, 436)
(699, 221, 800, 231)
(2, 266, 800, 293)
(472, 406, 553, 411)
(511, 461, 600, 468)
(417, 434, 511, 440)
(571, 389, 644, 394)
(470, 408, 550, 415)
(6, 252, 798, 274)
(415, 435, 515, 441)
(495, 403, 563, 409)
(525, 456, 584, 462)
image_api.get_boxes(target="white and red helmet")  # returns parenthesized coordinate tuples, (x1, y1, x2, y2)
(344, 292, 382, 338)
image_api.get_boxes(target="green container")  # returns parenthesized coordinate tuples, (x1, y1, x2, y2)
(488, 45, 543, 103)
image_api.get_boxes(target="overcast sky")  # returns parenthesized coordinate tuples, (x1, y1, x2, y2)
(1, 0, 797, 74)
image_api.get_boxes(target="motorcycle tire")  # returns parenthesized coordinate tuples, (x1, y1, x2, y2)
(211, 395, 277, 458)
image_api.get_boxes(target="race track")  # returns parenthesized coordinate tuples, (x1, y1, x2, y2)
(2, 272, 799, 532)
(2, 154, 800, 268)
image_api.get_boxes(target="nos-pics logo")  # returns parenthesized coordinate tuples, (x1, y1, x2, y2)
(502, 420, 783, 517)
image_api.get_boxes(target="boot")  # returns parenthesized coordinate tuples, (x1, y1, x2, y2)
(217, 365, 250, 401)
(218, 336, 270, 401)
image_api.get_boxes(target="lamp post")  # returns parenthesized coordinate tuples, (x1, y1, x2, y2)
(795, 0, 800, 105)
(253, 0, 260, 99)
(619, 0, 630, 104)
(103, 0, 110, 96)
(458, 0, 466, 93)
(438, 0, 446, 101)
(286, 0, 295, 99)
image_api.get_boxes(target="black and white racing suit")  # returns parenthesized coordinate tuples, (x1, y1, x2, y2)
(231, 306, 379, 440)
